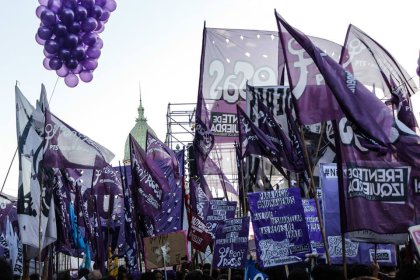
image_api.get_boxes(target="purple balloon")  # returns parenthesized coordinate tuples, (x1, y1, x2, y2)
(62, 0, 77, 8)
(71, 63, 83, 74)
(91, 5, 103, 18)
(82, 58, 98, 70)
(64, 34, 79, 49)
(86, 47, 101, 59)
(47, 0, 62, 13)
(95, 0, 107, 7)
(59, 8, 75, 25)
(58, 48, 71, 60)
(41, 9, 57, 26)
(81, 0, 95, 9)
(72, 46, 86, 61)
(43, 49, 54, 58)
(99, 10, 110, 21)
(104, 0, 117, 12)
(35, 33, 46, 45)
(39, 0, 48, 5)
(54, 23, 68, 37)
(49, 57, 63, 70)
(93, 37, 103, 49)
(95, 21, 104, 32)
(82, 32, 97, 46)
(43, 57, 52, 70)
(80, 70, 93, 82)
(66, 58, 79, 69)
(56, 65, 69, 77)
(74, 5, 88, 21)
(68, 22, 81, 33)
(45, 39, 60, 53)
(36, 6, 47, 18)
(64, 73, 79, 87)
(82, 17, 98, 32)
(37, 26, 53, 40)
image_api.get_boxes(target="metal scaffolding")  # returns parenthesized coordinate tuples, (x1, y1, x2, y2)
(165, 102, 196, 150)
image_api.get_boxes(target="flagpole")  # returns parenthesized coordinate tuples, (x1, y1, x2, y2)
(38, 171, 44, 280)
(311, 123, 325, 173)
(332, 120, 348, 279)
(299, 129, 331, 265)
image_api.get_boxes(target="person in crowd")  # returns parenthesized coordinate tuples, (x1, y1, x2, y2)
(311, 264, 345, 280)
(118, 266, 128, 280)
(287, 268, 309, 280)
(79, 268, 90, 279)
(395, 263, 420, 280)
(185, 270, 204, 280)
(58, 270, 72, 280)
(348, 264, 372, 279)
(0, 257, 13, 280)
(88, 269, 103, 280)
(29, 273, 40, 280)
(153, 270, 164, 280)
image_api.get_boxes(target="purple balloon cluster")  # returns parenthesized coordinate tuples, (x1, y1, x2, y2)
(36, 0, 116, 87)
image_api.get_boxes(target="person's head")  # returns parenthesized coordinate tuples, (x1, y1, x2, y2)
(29, 273, 40, 280)
(58, 270, 71, 280)
(288, 268, 309, 280)
(203, 263, 211, 271)
(185, 270, 203, 280)
(118, 266, 128, 280)
(79, 268, 90, 279)
(0, 258, 12, 280)
(396, 263, 420, 280)
(312, 264, 344, 280)
(348, 264, 371, 279)
(153, 270, 164, 280)
(88, 270, 103, 280)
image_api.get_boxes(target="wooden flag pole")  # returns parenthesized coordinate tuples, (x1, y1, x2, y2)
(300, 129, 331, 264)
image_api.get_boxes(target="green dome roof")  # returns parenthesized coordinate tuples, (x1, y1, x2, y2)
(123, 93, 156, 163)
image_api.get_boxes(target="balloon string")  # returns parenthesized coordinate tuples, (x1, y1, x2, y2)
(48, 77, 60, 105)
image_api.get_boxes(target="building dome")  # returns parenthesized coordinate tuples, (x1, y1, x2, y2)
(123, 93, 156, 163)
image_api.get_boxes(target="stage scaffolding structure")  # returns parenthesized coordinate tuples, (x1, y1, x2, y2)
(164, 102, 196, 150)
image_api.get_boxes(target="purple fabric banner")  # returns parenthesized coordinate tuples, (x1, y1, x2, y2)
(256, 99, 301, 172)
(276, 12, 420, 243)
(320, 163, 397, 266)
(302, 199, 324, 255)
(122, 167, 140, 274)
(43, 109, 114, 169)
(189, 179, 210, 220)
(129, 134, 169, 217)
(205, 200, 237, 238)
(145, 134, 184, 235)
(188, 212, 213, 252)
(248, 187, 311, 268)
(213, 217, 250, 269)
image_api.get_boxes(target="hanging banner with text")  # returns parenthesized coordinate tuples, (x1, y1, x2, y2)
(213, 216, 250, 269)
(248, 188, 311, 268)
(188, 213, 213, 252)
(320, 163, 397, 266)
(143, 230, 189, 269)
(302, 199, 325, 255)
(205, 200, 237, 238)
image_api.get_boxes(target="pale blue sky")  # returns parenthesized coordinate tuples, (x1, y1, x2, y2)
(1, 0, 419, 195)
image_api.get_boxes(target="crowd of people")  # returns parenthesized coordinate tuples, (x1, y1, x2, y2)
(2, 251, 420, 280)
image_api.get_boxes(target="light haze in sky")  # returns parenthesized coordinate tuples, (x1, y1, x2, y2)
(0, 0, 419, 196)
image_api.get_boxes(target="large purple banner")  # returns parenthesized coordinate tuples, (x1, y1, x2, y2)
(248, 188, 311, 268)
(320, 164, 397, 266)
(205, 200, 237, 238)
(213, 217, 250, 269)
(302, 199, 324, 255)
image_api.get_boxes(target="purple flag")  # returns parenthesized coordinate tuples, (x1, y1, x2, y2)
(320, 164, 397, 266)
(276, 13, 420, 243)
(213, 217, 250, 269)
(302, 199, 324, 255)
(146, 131, 180, 179)
(389, 77, 418, 131)
(43, 109, 114, 169)
(189, 179, 210, 221)
(145, 133, 184, 235)
(237, 105, 289, 178)
(121, 166, 140, 274)
(248, 187, 311, 268)
(341, 25, 417, 99)
(129, 134, 170, 218)
(256, 98, 302, 172)
(188, 212, 213, 252)
(205, 200, 237, 238)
